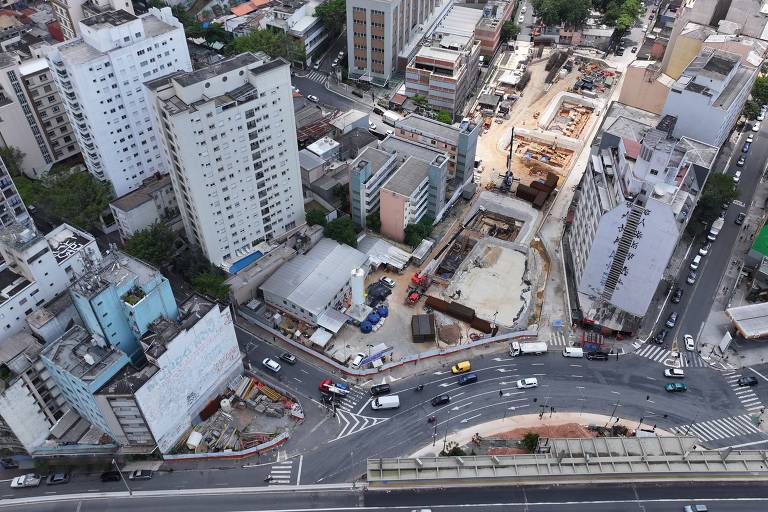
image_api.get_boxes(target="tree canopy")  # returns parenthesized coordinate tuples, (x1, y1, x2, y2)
(744, 100, 761, 120)
(366, 211, 381, 231)
(186, 22, 232, 45)
(435, 110, 453, 124)
(227, 29, 306, 63)
(192, 271, 230, 302)
(599, 0, 642, 31)
(315, 0, 346, 37)
(501, 21, 520, 42)
(751, 76, 768, 105)
(124, 223, 177, 267)
(687, 173, 738, 235)
(0, 146, 25, 177)
(324, 217, 358, 247)
(404, 216, 434, 247)
(306, 208, 328, 226)
(532, 0, 591, 26)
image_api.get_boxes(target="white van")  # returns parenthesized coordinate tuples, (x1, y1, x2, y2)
(562, 347, 584, 358)
(690, 255, 701, 270)
(371, 394, 400, 410)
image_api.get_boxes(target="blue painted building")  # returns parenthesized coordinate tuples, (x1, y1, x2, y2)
(69, 252, 178, 362)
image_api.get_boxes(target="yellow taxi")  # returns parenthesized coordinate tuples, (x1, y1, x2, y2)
(451, 361, 471, 374)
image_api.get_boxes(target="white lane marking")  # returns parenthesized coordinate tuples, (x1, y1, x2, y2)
(749, 366, 768, 382)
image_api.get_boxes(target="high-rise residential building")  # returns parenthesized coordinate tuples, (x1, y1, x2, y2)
(0, 156, 29, 228)
(0, 223, 102, 339)
(661, 47, 758, 148)
(46, 8, 192, 197)
(566, 104, 717, 335)
(146, 52, 305, 270)
(50, 0, 135, 40)
(0, 54, 80, 178)
(346, 0, 452, 85)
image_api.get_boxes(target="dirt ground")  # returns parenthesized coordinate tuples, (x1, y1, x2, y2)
(475, 59, 580, 188)
(483, 423, 595, 455)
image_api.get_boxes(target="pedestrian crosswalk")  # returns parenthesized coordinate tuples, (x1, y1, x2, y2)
(304, 71, 328, 83)
(336, 386, 369, 413)
(670, 414, 763, 443)
(724, 371, 765, 413)
(548, 331, 568, 347)
(634, 344, 706, 367)
(267, 458, 294, 486)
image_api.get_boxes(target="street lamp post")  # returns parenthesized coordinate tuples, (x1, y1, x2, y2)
(112, 458, 132, 496)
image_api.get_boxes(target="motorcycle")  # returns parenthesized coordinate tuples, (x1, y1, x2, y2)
(415, 384, 424, 392)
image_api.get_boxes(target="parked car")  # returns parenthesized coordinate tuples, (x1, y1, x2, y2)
(689, 255, 701, 270)
(737, 155, 746, 167)
(736, 212, 746, 225)
(683, 504, 708, 511)
(687, 271, 698, 284)
(631, 46, 638, 53)
(312, 63, 320, 70)
(585, 351, 609, 361)
(380, 276, 396, 288)
(332, 58, 339, 67)
(10, 474, 41, 488)
(664, 368, 685, 378)
(338, 51, 345, 59)
(516, 377, 539, 389)
(699, 242, 711, 256)
(369, 121, 377, 130)
(279, 352, 297, 365)
(518, 14, 525, 23)
(733, 170, 742, 183)
(671, 288, 683, 304)
(46, 472, 70, 486)
(128, 470, 153, 480)
(684, 334, 695, 351)
(100, 471, 122, 482)
(758, 112, 765, 121)
(350, 352, 367, 369)
(665, 312, 678, 328)
(665, 382, 688, 392)
(431, 394, 450, 406)
(0, 458, 18, 469)
(262, 358, 281, 373)
(737, 376, 759, 387)
(307, 95, 319, 102)
(753, 122, 761, 132)
(655, 329, 668, 344)
(742, 141, 751, 152)
(747, 133, 755, 143)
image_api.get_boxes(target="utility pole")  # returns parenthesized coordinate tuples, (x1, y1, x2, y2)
(112, 458, 132, 496)
(604, 399, 621, 428)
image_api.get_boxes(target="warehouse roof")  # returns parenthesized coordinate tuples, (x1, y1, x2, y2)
(260, 238, 368, 318)
(726, 302, 768, 339)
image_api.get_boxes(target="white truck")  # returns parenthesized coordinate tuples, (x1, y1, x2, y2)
(509, 341, 548, 357)
(382, 110, 403, 126)
(707, 217, 724, 241)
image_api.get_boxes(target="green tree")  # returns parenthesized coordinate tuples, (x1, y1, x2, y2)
(324, 217, 358, 247)
(744, 100, 761, 120)
(124, 223, 178, 267)
(306, 208, 328, 226)
(752, 76, 768, 106)
(687, 173, 738, 235)
(315, 0, 346, 36)
(439, 440, 466, 456)
(501, 21, 520, 42)
(366, 211, 381, 231)
(333, 183, 350, 212)
(435, 110, 453, 124)
(522, 432, 540, 453)
(192, 271, 230, 302)
(28, 167, 112, 231)
(532, 0, 591, 26)
(186, 22, 232, 45)
(0, 146, 25, 177)
(173, 248, 211, 281)
(412, 94, 428, 107)
(404, 216, 434, 247)
(227, 29, 306, 63)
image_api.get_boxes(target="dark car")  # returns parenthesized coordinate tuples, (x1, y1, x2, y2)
(100, 471, 122, 482)
(631, 46, 638, 53)
(46, 472, 70, 485)
(458, 372, 478, 385)
(585, 351, 609, 361)
(742, 141, 751, 153)
(431, 394, 450, 406)
(655, 329, 668, 344)
(737, 376, 758, 387)
(735, 212, 746, 225)
(665, 312, 678, 328)
(370, 383, 391, 396)
(671, 288, 683, 304)
(279, 352, 297, 365)
(737, 155, 746, 167)
(128, 470, 153, 481)
(0, 458, 19, 469)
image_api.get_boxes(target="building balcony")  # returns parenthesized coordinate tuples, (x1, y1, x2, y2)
(122, 287, 146, 307)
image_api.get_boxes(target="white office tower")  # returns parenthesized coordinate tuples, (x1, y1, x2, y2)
(146, 52, 306, 270)
(46, 8, 192, 197)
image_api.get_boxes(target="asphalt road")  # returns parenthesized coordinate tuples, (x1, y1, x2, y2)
(652, 124, 767, 351)
(7, 482, 768, 511)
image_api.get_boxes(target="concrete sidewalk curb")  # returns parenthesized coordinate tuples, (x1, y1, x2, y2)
(0, 483, 358, 507)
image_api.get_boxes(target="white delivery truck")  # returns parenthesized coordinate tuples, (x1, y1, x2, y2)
(509, 341, 548, 357)
(371, 394, 400, 410)
(708, 217, 724, 241)
(562, 347, 584, 358)
(382, 110, 403, 126)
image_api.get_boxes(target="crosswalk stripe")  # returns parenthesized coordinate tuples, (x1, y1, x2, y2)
(711, 418, 739, 437)
(734, 415, 761, 433)
(693, 422, 720, 440)
(740, 397, 760, 404)
(747, 405, 764, 411)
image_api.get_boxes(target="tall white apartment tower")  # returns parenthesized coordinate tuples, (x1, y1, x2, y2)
(51, 0, 135, 41)
(46, 8, 192, 197)
(146, 52, 306, 269)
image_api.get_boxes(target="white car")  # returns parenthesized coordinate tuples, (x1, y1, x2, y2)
(699, 242, 710, 256)
(753, 122, 761, 132)
(386, 129, 394, 136)
(664, 368, 685, 378)
(518, 14, 525, 23)
(307, 95, 319, 103)
(262, 358, 281, 373)
(516, 377, 538, 389)
(521, 5, 526, 12)
(380, 276, 396, 288)
(338, 51, 345, 59)
(759, 112, 765, 121)
(369, 121, 377, 130)
(10, 474, 41, 488)
(332, 58, 339, 67)
(313, 63, 320, 70)
(684, 334, 695, 351)
(350, 352, 367, 369)
(733, 170, 741, 183)
(747, 133, 755, 143)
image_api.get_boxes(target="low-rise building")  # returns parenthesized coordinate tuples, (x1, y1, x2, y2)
(50, 0, 135, 40)
(473, 0, 514, 56)
(379, 153, 447, 242)
(349, 146, 400, 229)
(566, 104, 717, 334)
(263, 0, 328, 63)
(0, 223, 101, 339)
(0, 156, 29, 228)
(109, 173, 181, 243)
(260, 237, 368, 325)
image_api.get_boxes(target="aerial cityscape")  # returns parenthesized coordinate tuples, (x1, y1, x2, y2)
(1, 0, 768, 510)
